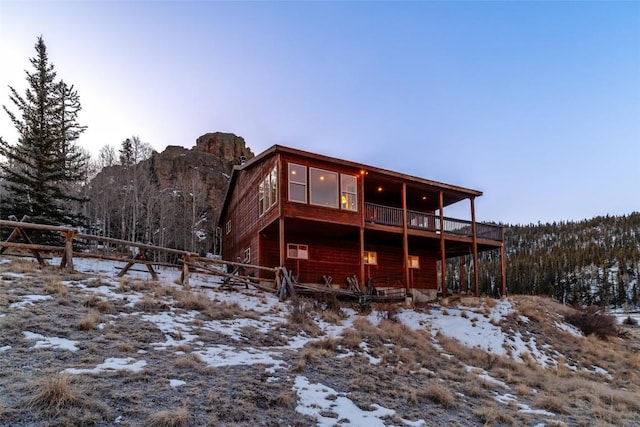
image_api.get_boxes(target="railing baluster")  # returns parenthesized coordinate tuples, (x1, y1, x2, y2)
(364, 202, 502, 241)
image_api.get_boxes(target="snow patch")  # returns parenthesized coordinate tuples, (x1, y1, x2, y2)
(64, 357, 147, 374)
(23, 331, 79, 352)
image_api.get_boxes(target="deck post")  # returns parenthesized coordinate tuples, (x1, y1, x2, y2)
(459, 256, 466, 294)
(438, 191, 446, 297)
(401, 183, 410, 294)
(500, 242, 507, 297)
(470, 197, 479, 297)
(359, 170, 366, 284)
(278, 217, 285, 267)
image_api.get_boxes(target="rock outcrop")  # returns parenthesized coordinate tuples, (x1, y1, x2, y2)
(88, 132, 255, 254)
(149, 133, 253, 209)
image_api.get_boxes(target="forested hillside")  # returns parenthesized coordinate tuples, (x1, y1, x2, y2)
(471, 213, 640, 308)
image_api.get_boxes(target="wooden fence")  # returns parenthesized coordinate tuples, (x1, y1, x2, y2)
(0, 219, 276, 290)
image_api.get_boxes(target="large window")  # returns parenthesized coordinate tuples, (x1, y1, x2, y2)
(310, 168, 338, 208)
(288, 163, 357, 212)
(288, 163, 307, 203)
(341, 174, 357, 211)
(259, 166, 278, 216)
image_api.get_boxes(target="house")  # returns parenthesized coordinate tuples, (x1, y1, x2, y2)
(218, 145, 505, 301)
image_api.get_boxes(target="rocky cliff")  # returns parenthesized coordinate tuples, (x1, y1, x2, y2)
(148, 132, 255, 212)
(87, 132, 255, 253)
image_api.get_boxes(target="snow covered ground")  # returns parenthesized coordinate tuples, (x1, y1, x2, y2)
(1, 256, 637, 426)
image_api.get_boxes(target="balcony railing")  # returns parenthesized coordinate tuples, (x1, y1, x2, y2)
(365, 202, 503, 242)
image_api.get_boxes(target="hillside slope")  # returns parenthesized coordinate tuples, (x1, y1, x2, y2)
(1, 257, 639, 426)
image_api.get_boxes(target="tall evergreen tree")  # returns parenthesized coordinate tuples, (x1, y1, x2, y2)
(0, 36, 86, 225)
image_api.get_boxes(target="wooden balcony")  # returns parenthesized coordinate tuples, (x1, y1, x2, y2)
(364, 202, 503, 242)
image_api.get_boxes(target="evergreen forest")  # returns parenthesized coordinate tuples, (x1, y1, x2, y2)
(463, 213, 640, 309)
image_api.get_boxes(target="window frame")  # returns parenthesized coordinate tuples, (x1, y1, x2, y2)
(259, 166, 278, 217)
(243, 248, 251, 263)
(287, 243, 309, 260)
(309, 167, 339, 209)
(288, 163, 307, 204)
(340, 173, 358, 212)
(225, 220, 231, 235)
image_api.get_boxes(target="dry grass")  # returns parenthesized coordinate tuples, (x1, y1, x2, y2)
(424, 380, 455, 407)
(135, 294, 168, 312)
(9, 259, 40, 273)
(26, 373, 79, 412)
(276, 390, 296, 408)
(203, 300, 252, 320)
(83, 293, 114, 313)
(175, 290, 212, 312)
(76, 309, 100, 330)
(43, 277, 68, 296)
(146, 404, 190, 427)
(340, 328, 362, 350)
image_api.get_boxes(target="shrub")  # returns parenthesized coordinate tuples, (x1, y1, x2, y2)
(565, 306, 617, 339)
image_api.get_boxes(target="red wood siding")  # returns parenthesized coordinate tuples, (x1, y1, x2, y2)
(282, 232, 360, 286)
(221, 157, 279, 263)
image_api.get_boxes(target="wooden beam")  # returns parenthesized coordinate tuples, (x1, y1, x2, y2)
(359, 169, 366, 284)
(401, 183, 410, 294)
(279, 217, 285, 267)
(500, 242, 507, 297)
(470, 197, 479, 297)
(439, 191, 446, 297)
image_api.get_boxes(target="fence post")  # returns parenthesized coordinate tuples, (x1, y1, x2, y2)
(62, 229, 75, 273)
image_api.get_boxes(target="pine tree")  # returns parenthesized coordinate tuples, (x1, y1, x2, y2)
(0, 36, 87, 225)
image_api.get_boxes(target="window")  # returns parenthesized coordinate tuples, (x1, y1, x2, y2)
(364, 251, 377, 265)
(259, 166, 278, 216)
(341, 174, 357, 211)
(310, 168, 338, 208)
(288, 164, 358, 212)
(270, 167, 278, 207)
(288, 163, 307, 203)
(243, 248, 251, 263)
(287, 243, 309, 260)
(225, 220, 231, 235)
(408, 255, 420, 269)
(258, 181, 265, 216)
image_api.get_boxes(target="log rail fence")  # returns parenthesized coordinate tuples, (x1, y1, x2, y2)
(0, 219, 275, 290)
(0, 219, 407, 302)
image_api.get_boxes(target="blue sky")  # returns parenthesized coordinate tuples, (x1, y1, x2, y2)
(1, 1, 638, 225)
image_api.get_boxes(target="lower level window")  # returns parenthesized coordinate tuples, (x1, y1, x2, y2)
(287, 243, 309, 259)
(243, 248, 251, 263)
(364, 251, 377, 265)
(408, 255, 420, 269)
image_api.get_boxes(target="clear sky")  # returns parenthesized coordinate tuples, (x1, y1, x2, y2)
(1, 1, 638, 225)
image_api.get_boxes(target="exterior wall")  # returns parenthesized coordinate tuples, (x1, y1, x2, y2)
(282, 231, 360, 286)
(221, 157, 279, 264)
(364, 241, 438, 290)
